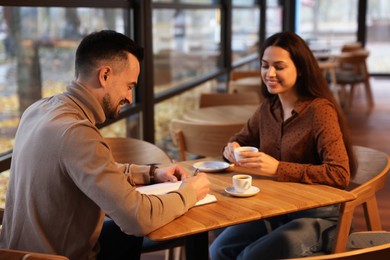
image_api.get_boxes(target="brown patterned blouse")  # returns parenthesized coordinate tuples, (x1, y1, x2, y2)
(229, 96, 350, 189)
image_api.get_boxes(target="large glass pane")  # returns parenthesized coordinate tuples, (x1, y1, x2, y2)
(153, 0, 215, 3)
(0, 7, 126, 155)
(0, 169, 9, 207)
(297, 0, 358, 54)
(153, 9, 221, 91)
(155, 80, 218, 160)
(266, 0, 283, 37)
(366, 0, 390, 74)
(100, 115, 142, 139)
(233, 0, 258, 5)
(232, 8, 260, 62)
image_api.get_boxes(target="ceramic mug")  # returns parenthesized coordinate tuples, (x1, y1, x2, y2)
(234, 146, 258, 162)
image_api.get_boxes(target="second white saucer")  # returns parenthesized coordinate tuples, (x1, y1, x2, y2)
(225, 186, 260, 197)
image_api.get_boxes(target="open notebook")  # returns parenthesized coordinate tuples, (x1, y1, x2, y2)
(136, 181, 217, 206)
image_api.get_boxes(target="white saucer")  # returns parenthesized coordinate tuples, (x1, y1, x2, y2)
(193, 161, 230, 173)
(225, 186, 260, 197)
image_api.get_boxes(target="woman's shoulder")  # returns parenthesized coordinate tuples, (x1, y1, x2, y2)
(305, 98, 339, 123)
(296, 98, 337, 120)
(306, 97, 335, 110)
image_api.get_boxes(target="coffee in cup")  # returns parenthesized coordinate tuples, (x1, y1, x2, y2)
(232, 174, 252, 193)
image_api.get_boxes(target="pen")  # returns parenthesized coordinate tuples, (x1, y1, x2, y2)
(193, 168, 200, 176)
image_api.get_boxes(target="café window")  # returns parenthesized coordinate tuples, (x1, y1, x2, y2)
(0, 6, 129, 155)
(153, 8, 222, 92)
(296, 0, 358, 53)
(232, 3, 260, 62)
(266, 0, 283, 37)
(366, 0, 390, 74)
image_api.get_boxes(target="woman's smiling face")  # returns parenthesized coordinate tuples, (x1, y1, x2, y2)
(261, 46, 298, 97)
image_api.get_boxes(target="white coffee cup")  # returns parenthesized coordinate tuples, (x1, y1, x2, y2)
(232, 174, 252, 193)
(234, 146, 258, 162)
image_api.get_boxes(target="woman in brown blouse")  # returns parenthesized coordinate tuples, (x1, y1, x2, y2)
(210, 32, 357, 260)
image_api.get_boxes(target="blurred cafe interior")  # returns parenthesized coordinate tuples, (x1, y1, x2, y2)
(1, 0, 390, 259)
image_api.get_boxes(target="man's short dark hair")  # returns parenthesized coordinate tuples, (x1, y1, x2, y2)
(75, 30, 144, 77)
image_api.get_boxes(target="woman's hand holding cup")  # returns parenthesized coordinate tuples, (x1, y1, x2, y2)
(233, 146, 259, 164)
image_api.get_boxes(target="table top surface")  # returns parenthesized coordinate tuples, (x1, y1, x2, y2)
(182, 105, 258, 125)
(318, 60, 338, 70)
(147, 159, 356, 241)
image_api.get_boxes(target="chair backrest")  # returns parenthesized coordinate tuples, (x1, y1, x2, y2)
(104, 137, 173, 166)
(336, 50, 370, 80)
(199, 92, 260, 108)
(331, 146, 390, 253)
(229, 71, 263, 100)
(0, 249, 69, 260)
(170, 119, 243, 161)
(287, 242, 390, 260)
(341, 42, 363, 52)
(230, 70, 261, 81)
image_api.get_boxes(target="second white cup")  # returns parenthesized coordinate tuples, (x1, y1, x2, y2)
(232, 174, 252, 193)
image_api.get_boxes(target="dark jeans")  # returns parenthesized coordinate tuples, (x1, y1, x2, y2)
(97, 218, 144, 260)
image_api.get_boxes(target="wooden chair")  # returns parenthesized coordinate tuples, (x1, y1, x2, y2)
(228, 70, 263, 100)
(230, 70, 261, 81)
(103, 137, 184, 260)
(0, 249, 69, 260)
(331, 146, 390, 253)
(199, 92, 261, 108)
(348, 231, 390, 249)
(288, 241, 390, 260)
(104, 137, 173, 166)
(170, 119, 243, 161)
(335, 49, 374, 109)
(341, 42, 363, 52)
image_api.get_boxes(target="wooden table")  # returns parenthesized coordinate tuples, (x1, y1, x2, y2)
(147, 159, 357, 259)
(182, 105, 258, 125)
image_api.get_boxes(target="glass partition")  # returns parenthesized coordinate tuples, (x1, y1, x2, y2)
(366, 0, 390, 74)
(153, 8, 221, 91)
(153, 0, 215, 3)
(232, 7, 260, 62)
(154, 79, 218, 158)
(296, 0, 358, 54)
(0, 6, 127, 155)
(266, 0, 283, 37)
(0, 169, 9, 207)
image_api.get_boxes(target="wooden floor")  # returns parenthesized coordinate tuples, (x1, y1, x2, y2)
(141, 77, 390, 259)
(343, 77, 390, 232)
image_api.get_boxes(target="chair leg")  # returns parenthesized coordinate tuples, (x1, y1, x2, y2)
(348, 83, 356, 108)
(332, 204, 355, 253)
(339, 84, 348, 109)
(364, 78, 374, 108)
(363, 197, 382, 231)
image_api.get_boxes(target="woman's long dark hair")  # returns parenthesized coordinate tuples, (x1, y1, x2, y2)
(259, 31, 357, 177)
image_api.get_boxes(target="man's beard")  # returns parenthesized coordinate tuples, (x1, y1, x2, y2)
(102, 93, 118, 120)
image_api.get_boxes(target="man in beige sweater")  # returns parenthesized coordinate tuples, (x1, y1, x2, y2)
(0, 30, 210, 260)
